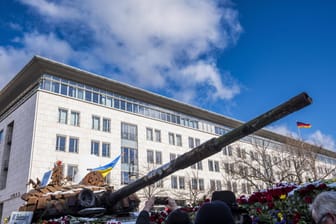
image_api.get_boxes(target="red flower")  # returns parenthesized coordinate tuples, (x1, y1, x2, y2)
(304, 196, 312, 204)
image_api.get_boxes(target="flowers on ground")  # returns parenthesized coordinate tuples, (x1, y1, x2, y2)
(237, 179, 336, 224)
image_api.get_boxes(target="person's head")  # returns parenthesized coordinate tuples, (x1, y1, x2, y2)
(310, 191, 336, 224)
(166, 209, 191, 224)
(194, 201, 234, 224)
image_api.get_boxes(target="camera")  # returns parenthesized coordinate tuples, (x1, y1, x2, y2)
(154, 197, 168, 205)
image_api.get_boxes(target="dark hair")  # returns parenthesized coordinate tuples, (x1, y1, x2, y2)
(166, 209, 191, 224)
(194, 201, 234, 224)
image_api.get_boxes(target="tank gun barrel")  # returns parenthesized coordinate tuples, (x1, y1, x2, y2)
(109, 92, 312, 203)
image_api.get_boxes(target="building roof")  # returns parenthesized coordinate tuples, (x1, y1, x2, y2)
(1, 56, 335, 158)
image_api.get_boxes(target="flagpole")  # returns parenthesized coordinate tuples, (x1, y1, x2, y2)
(296, 121, 302, 141)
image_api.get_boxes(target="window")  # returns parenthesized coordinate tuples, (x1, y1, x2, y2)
(224, 163, 229, 174)
(228, 146, 233, 156)
(199, 179, 204, 191)
(146, 128, 153, 141)
(208, 160, 214, 171)
(210, 180, 216, 191)
(188, 137, 194, 148)
(197, 161, 203, 170)
(92, 116, 100, 130)
(121, 147, 138, 164)
(147, 150, 154, 163)
(171, 176, 178, 189)
(156, 180, 164, 188)
(227, 181, 232, 191)
(216, 180, 222, 190)
(102, 143, 110, 157)
(91, 141, 99, 156)
(223, 147, 228, 155)
(170, 153, 176, 161)
(67, 164, 78, 181)
(121, 171, 130, 184)
(102, 118, 111, 132)
(176, 134, 182, 146)
(179, 177, 185, 189)
(69, 137, 79, 153)
(121, 123, 137, 141)
(168, 133, 175, 145)
(191, 178, 198, 190)
(58, 108, 68, 124)
(56, 135, 66, 151)
(70, 111, 80, 126)
(195, 138, 200, 147)
(214, 161, 220, 172)
(154, 129, 161, 142)
(155, 151, 162, 164)
(232, 182, 238, 193)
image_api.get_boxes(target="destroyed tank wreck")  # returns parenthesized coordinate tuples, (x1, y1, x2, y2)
(18, 92, 312, 222)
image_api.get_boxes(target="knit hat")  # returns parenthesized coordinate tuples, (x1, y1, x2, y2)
(194, 201, 235, 224)
(166, 209, 192, 224)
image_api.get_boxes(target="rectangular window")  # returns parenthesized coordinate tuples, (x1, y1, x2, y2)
(69, 137, 79, 153)
(155, 151, 162, 164)
(60, 83, 68, 95)
(102, 143, 110, 157)
(91, 141, 99, 156)
(56, 135, 66, 151)
(146, 128, 153, 141)
(168, 133, 175, 145)
(85, 90, 92, 102)
(197, 161, 203, 170)
(67, 164, 78, 181)
(102, 118, 111, 132)
(223, 147, 228, 155)
(77, 88, 84, 99)
(176, 134, 182, 146)
(179, 176, 185, 189)
(121, 147, 138, 165)
(52, 81, 60, 93)
(170, 153, 176, 161)
(69, 86, 76, 97)
(156, 180, 164, 188)
(214, 161, 220, 172)
(228, 146, 233, 156)
(199, 179, 204, 191)
(188, 137, 194, 148)
(121, 171, 130, 184)
(191, 178, 198, 190)
(154, 129, 161, 142)
(210, 180, 216, 191)
(216, 180, 222, 190)
(195, 138, 200, 147)
(208, 160, 214, 171)
(171, 176, 178, 189)
(224, 163, 229, 174)
(58, 108, 68, 124)
(92, 116, 100, 130)
(147, 150, 154, 163)
(121, 123, 137, 141)
(70, 111, 80, 126)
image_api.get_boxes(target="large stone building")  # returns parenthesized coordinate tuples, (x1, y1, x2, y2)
(0, 56, 335, 220)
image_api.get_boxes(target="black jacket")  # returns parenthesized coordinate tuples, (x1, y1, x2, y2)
(135, 210, 150, 224)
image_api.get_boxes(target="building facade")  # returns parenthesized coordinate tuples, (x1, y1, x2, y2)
(0, 56, 335, 220)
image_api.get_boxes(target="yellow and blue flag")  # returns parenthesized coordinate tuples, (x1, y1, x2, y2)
(92, 155, 120, 177)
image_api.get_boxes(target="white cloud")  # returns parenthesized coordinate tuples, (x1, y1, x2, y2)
(307, 130, 336, 152)
(0, 32, 76, 89)
(3, 0, 243, 105)
(268, 125, 336, 152)
(268, 125, 298, 139)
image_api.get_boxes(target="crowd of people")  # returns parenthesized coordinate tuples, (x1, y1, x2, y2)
(135, 190, 336, 224)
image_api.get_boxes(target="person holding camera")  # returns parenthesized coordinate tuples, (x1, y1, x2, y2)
(135, 197, 191, 224)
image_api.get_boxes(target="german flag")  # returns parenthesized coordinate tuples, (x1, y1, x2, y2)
(296, 121, 311, 128)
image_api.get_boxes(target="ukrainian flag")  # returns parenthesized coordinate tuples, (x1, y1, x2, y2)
(92, 155, 121, 177)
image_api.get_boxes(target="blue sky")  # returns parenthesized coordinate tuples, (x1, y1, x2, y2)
(0, 0, 335, 151)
